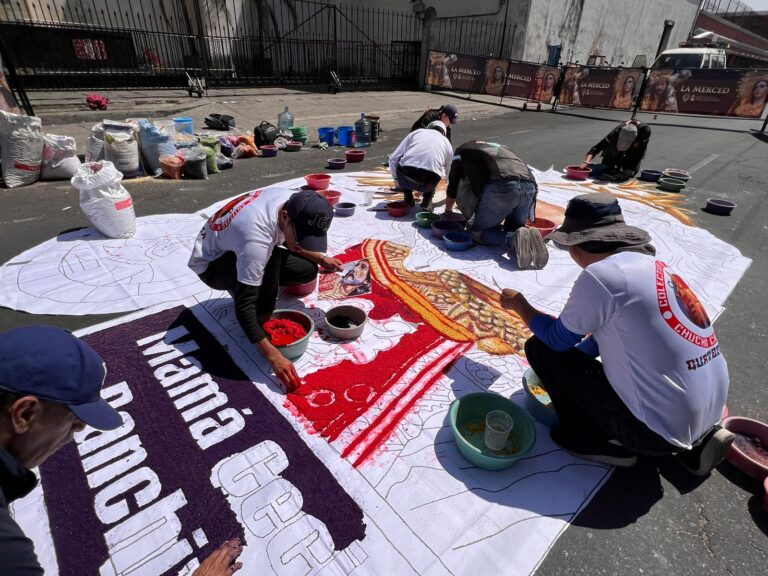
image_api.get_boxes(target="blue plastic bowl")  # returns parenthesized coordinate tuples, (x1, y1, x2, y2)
(522, 368, 559, 427)
(639, 169, 663, 182)
(443, 230, 473, 251)
(449, 392, 537, 471)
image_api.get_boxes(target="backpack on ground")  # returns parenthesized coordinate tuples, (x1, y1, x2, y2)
(204, 113, 236, 131)
(253, 121, 279, 147)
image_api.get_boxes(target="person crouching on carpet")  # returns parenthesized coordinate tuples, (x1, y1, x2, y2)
(499, 193, 733, 474)
(388, 120, 453, 211)
(0, 326, 245, 575)
(445, 140, 548, 270)
(189, 190, 343, 391)
(580, 119, 651, 178)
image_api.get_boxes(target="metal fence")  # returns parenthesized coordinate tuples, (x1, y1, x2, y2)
(431, 17, 517, 60)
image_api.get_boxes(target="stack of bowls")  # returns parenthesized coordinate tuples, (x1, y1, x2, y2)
(290, 126, 308, 144)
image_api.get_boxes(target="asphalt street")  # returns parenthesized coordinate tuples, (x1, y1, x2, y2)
(1, 99, 766, 575)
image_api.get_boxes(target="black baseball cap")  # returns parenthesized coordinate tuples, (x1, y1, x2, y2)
(0, 326, 123, 430)
(442, 104, 458, 123)
(286, 190, 334, 253)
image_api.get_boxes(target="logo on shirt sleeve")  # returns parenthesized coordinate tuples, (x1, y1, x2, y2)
(655, 261, 716, 348)
(208, 190, 262, 232)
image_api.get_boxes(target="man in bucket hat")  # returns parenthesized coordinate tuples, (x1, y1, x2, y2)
(579, 119, 651, 178)
(499, 193, 732, 474)
(189, 189, 343, 391)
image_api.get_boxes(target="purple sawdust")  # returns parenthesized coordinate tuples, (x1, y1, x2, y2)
(40, 306, 365, 575)
(733, 432, 768, 466)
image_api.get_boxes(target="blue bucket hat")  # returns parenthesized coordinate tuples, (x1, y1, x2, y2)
(0, 326, 123, 430)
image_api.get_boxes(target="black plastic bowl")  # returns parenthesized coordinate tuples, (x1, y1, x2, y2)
(705, 198, 736, 216)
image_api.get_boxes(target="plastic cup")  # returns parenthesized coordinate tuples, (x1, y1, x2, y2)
(484, 410, 514, 451)
(363, 190, 374, 206)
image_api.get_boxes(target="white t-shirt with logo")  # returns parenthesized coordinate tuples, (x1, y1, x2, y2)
(188, 188, 293, 286)
(560, 252, 729, 449)
(388, 128, 454, 179)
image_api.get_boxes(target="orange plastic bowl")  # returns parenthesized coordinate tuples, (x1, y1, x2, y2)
(319, 189, 342, 206)
(305, 173, 332, 190)
(283, 278, 317, 296)
(387, 201, 410, 217)
(722, 416, 768, 480)
(527, 218, 558, 238)
(565, 165, 591, 180)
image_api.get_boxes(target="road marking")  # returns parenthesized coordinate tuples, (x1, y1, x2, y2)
(687, 154, 720, 174)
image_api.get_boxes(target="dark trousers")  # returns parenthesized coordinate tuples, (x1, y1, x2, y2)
(524, 336, 677, 456)
(396, 164, 440, 197)
(198, 247, 317, 317)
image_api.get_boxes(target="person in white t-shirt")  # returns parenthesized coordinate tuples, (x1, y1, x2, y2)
(499, 193, 732, 475)
(189, 189, 342, 391)
(388, 121, 453, 211)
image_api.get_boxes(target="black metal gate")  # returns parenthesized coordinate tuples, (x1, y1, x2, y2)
(0, 0, 423, 90)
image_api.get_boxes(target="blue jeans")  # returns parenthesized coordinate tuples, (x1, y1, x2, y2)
(471, 179, 537, 247)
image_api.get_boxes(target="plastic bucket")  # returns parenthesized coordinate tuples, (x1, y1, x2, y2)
(366, 115, 380, 142)
(337, 126, 354, 147)
(173, 117, 194, 134)
(318, 127, 336, 146)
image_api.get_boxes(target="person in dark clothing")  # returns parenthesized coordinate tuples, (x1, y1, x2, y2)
(445, 140, 548, 270)
(189, 190, 342, 391)
(0, 326, 244, 576)
(580, 120, 651, 177)
(410, 104, 458, 141)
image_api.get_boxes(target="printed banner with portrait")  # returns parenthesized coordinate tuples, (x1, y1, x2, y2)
(425, 51, 485, 93)
(556, 66, 644, 110)
(641, 68, 768, 118)
(502, 62, 540, 99)
(529, 66, 561, 103)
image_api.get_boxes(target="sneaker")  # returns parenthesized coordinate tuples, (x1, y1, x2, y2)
(528, 227, 549, 270)
(550, 425, 638, 467)
(511, 227, 532, 269)
(676, 426, 735, 476)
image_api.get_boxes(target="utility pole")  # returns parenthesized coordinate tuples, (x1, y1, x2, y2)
(498, 0, 512, 57)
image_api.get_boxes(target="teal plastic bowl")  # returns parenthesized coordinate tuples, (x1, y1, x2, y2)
(269, 309, 314, 360)
(449, 392, 537, 470)
(522, 368, 559, 428)
(416, 211, 441, 228)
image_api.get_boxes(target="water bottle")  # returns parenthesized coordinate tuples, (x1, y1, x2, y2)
(277, 106, 294, 132)
(354, 113, 371, 148)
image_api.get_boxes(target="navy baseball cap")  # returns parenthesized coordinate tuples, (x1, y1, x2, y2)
(0, 326, 122, 430)
(286, 190, 334, 253)
(442, 104, 458, 123)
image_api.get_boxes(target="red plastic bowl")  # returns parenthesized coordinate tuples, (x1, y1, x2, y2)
(305, 173, 332, 190)
(565, 165, 591, 180)
(387, 201, 410, 217)
(283, 278, 317, 296)
(526, 217, 557, 238)
(722, 416, 768, 479)
(319, 189, 342, 206)
(345, 149, 366, 163)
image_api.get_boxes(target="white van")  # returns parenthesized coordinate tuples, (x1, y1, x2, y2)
(651, 47, 727, 69)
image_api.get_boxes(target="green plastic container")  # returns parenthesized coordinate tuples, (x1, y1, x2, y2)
(269, 309, 315, 360)
(449, 392, 537, 471)
(415, 211, 441, 228)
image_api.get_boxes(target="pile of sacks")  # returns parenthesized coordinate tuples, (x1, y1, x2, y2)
(0, 110, 81, 188)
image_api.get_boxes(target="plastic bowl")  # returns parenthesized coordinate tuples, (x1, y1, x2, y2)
(325, 305, 368, 340)
(305, 173, 332, 190)
(335, 201, 356, 217)
(327, 158, 346, 170)
(565, 165, 591, 180)
(588, 163, 606, 178)
(345, 149, 366, 163)
(639, 169, 664, 182)
(416, 211, 441, 228)
(664, 168, 691, 182)
(285, 140, 303, 152)
(449, 392, 537, 471)
(522, 368, 559, 427)
(387, 201, 410, 217)
(283, 278, 317, 296)
(657, 177, 686, 192)
(260, 145, 278, 158)
(319, 189, 342, 206)
(526, 217, 557, 239)
(443, 230, 473, 251)
(705, 198, 736, 216)
(722, 416, 768, 479)
(268, 309, 314, 360)
(431, 219, 464, 239)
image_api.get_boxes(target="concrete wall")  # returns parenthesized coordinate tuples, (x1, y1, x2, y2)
(523, 0, 700, 66)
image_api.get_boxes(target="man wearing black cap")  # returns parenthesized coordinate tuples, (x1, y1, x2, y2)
(0, 326, 244, 576)
(189, 189, 342, 391)
(580, 119, 651, 178)
(499, 193, 732, 474)
(410, 104, 458, 142)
